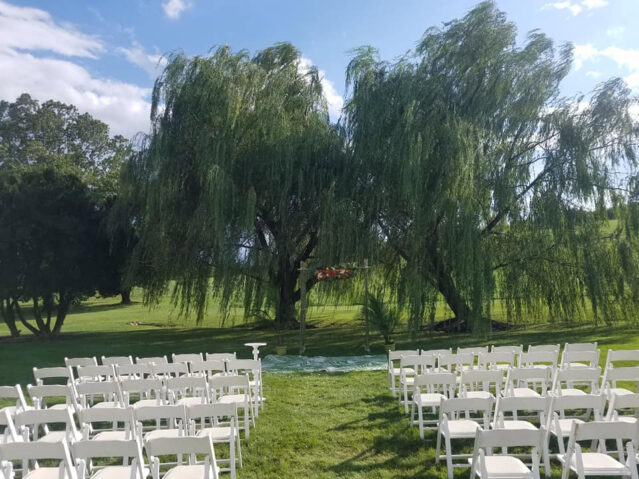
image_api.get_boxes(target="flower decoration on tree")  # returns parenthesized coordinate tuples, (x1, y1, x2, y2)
(313, 265, 354, 281)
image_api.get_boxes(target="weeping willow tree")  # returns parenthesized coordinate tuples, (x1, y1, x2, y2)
(122, 43, 347, 325)
(343, 2, 639, 332)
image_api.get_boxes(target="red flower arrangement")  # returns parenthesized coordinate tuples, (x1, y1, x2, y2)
(313, 266, 354, 281)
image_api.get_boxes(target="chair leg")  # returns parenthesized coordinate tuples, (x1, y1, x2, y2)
(403, 385, 409, 414)
(418, 405, 424, 439)
(435, 431, 441, 464)
(444, 435, 453, 479)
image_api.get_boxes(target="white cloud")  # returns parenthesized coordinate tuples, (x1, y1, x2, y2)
(585, 70, 601, 78)
(606, 26, 626, 40)
(574, 43, 639, 91)
(573, 43, 600, 70)
(0, 0, 102, 57)
(162, 0, 190, 20)
(543, 0, 608, 16)
(0, 1, 151, 138)
(119, 42, 167, 78)
(298, 56, 344, 122)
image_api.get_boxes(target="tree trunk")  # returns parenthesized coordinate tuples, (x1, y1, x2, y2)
(51, 295, 70, 337)
(276, 266, 299, 327)
(120, 289, 132, 305)
(13, 299, 41, 335)
(0, 297, 20, 337)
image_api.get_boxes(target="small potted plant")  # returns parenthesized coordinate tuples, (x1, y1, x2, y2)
(364, 295, 399, 352)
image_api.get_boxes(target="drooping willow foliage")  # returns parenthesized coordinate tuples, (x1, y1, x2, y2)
(341, 2, 639, 332)
(120, 43, 349, 325)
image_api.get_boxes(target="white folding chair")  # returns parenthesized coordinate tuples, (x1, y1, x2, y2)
(558, 421, 639, 479)
(458, 370, 503, 399)
(469, 428, 546, 479)
(73, 438, 148, 479)
(226, 359, 264, 413)
(435, 396, 493, 479)
(546, 393, 606, 456)
(551, 367, 601, 396)
(15, 407, 81, 443)
(166, 376, 210, 406)
(189, 402, 242, 478)
(205, 353, 236, 361)
(399, 355, 436, 413)
(438, 352, 475, 374)
(75, 381, 124, 409)
(420, 348, 452, 356)
(120, 379, 165, 408)
(601, 366, 639, 398)
(146, 436, 219, 479)
(478, 351, 516, 371)
(78, 406, 135, 441)
(0, 386, 29, 420)
(504, 367, 552, 398)
(190, 360, 227, 379)
(0, 411, 19, 445)
(136, 356, 168, 365)
(33, 367, 72, 386)
(27, 384, 77, 411)
(410, 372, 456, 438)
(0, 440, 77, 479)
(458, 346, 489, 356)
(115, 363, 154, 380)
(208, 376, 253, 437)
(100, 355, 133, 367)
(151, 362, 189, 379)
(606, 393, 639, 423)
(134, 404, 187, 441)
(387, 350, 419, 397)
(528, 344, 560, 353)
(65, 358, 97, 383)
(75, 365, 115, 384)
(172, 353, 204, 364)
(560, 350, 600, 370)
(518, 351, 559, 370)
(564, 342, 598, 352)
(491, 344, 523, 354)
(605, 349, 639, 369)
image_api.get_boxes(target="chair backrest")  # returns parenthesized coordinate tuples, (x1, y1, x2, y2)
(458, 369, 503, 396)
(188, 402, 238, 425)
(172, 353, 204, 364)
(399, 354, 435, 374)
(438, 352, 474, 372)
(518, 350, 558, 368)
(115, 363, 153, 379)
(606, 393, 639, 421)
(413, 372, 457, 397)
(494, 395, 550, 425)
(560, 350, 600, 368)
(420, 348, 452, 356)
(190, 360, 227, 377)
(388, 350, 420, 362)
(226, 359, 261, 374)
(491, 344, 523, 354)
(551, 366, 601, 394)
(205, 353, 236, 361)
(0, 440, 76, 478)
(474, 426, 544, 449)
(0, 410, 19, 442)
(0, 385, 27, 411)
(548, 393, 606, 421)
(27, 384, 76, 409)
(605, 349, 639, 368)
(65, 357, 97, 369)
(15, 407, 79, 441)
(145, 435, 217, 463)
(33, 366, 72, 385)
(151, 362, 189, 378)
(572, 420, 638, 442)
(75, 365, 115, 383)
(209, 375, 249, 399)
(120, 378, 164, 406)
(101, 355, 133, 366)
(133, 404, 186, 425)
(73, 438, 146, 478)
(78, 407, 134, 440)
(527, 344, 560, 352)
(440, 396, 494, 423)
(478, 351, 515, 370)
(457, 346, 489, 358)
(166, 376, 209, 404)
(503, 367, 552, 396)
(564, 341, 597, 352)
(75, 381, 123, 408)
(135, 356, 168, 365)
(602, 366, 639, 392)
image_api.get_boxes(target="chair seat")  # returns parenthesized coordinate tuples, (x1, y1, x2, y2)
(91, 465, 149, 479)
(615, 416, 637, 424)
(569, 452, 628, 475)
(566, 362, 590, 369)
(219, 394, 248, 405)
(401, 377, 415, 386)
(549, 418, 583, 436)
(464, 391, 493, 400)
(446, 419, 481, 438)
(91, 401, 122, 409)
(144, 428, 182, 441)
(24, 468, 64, 479)
(163, 464, 219, 479)
(497, 420, 538, 431)
(414, 393, 446, 407)
(130, 399, 162, 408)
(48, 404, 70, 411)
(37, 431, 70, 443)
(197, 426, 232, 440)
(392, 367, 414, 375)
(471, 456, 532, 477)
(510, 388, 541, 398)
(608, 387, 633, 397)
(176, 397, 208, 406)
(92, 431, 130, 441)
(556, 388, 587, 396)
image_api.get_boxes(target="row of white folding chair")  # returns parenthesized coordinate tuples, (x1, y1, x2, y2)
(4, 401, 242, 478)
(64, 352, 237, 369)
(0, 435, 221, 479)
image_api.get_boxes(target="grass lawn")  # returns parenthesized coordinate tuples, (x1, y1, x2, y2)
(1, 293, 639, 477)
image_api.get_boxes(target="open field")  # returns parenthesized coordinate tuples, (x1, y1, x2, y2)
(2, 294, 638, 477)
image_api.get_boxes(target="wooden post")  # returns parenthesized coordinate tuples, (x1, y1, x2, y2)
(299, 261, 308, 355)
(363, 258, 370, 353)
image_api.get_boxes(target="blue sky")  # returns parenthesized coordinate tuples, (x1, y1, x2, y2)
(1, 0, 637, 137)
